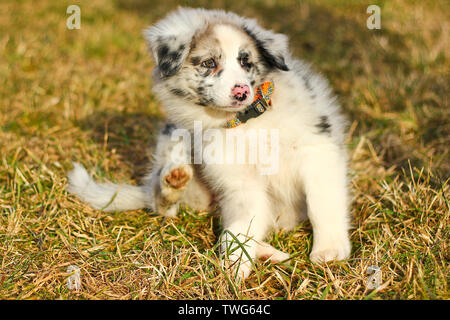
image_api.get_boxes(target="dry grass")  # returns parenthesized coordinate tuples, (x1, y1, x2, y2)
(0, 0, 448, 300)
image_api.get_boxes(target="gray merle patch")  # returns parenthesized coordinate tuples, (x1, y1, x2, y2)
(243, 27, 289, 72)
(157, 44, 186, 77)
(162, 122, 177, 135)
(316, 116, 331, 134)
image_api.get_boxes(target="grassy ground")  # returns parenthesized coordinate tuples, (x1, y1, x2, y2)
(0, 0, 448, 300)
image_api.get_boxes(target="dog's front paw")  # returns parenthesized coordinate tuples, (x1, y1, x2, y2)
(222, 256, 253, 281)
(310, 236, 351, 264)
(220, 237, 255, 281)
(256, 242, 290, 263)
(162, 164, 193, 190)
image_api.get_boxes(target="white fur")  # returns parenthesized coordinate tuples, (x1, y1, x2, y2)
(67, 8, 352, 281)
(67, 162, 152, 212)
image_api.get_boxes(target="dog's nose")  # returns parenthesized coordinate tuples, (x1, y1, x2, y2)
(231, 84, 250, 102)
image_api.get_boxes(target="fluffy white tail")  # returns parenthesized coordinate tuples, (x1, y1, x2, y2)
(67, 163, 152, 212)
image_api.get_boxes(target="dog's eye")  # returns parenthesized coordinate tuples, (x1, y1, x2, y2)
(239, 56, 252, 69)
(201, 58, 216, 69)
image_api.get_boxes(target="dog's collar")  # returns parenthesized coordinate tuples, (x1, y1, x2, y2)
(225, 81, 274, 129)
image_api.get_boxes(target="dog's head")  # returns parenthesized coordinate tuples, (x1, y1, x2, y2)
(144, 8, 290, 113)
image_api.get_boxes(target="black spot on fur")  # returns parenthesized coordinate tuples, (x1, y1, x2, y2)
(196, 96, 214, 106)
(202, 69, 212, 77)
(215, 69, 223, 77)
(196, 100, 210, 107)
(238, 50, 248, 60)
(316, 116, 331, 134)
(195, 85, 214, 106)
(162, 122, 177, 135)
(190, 56, 201, 65)
(301, 74, 316, 100)
(159, 62, 178, 77)
(302, 74, 313, 92)
(157, 44, 186, 77)
(196, 68, 212, 78)
(170, 88, 189, 97)
(157, 45, 169, 59)
(238, 50, 253, 71)
(243, 27, 289, 72)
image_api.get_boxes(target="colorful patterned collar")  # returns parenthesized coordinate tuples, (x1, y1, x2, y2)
(225, 81, 274, 129)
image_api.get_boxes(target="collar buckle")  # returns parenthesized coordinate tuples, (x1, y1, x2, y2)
(252, 98, 268, 114)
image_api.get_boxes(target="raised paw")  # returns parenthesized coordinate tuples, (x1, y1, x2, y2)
(162, 164, 193, 190)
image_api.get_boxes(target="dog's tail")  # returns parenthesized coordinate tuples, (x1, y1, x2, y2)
(67, 162, 153, 212)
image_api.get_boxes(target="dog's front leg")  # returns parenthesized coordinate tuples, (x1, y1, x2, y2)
(298, 145, 351, 263)
(209, 167, 272, 280)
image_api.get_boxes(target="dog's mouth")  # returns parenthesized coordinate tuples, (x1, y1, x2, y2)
(231, 101, 248, 108)
(221, 103, 249, 112)
(194, 85, 255, 112)
(222, 93, 253, 111)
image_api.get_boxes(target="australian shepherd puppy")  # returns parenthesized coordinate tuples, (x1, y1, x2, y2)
(68, 8, 352, 280)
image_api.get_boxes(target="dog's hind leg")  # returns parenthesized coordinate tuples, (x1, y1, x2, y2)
(66, 122, 188, 214)
(146, 162, 194, 217)
(67, 122, 212, 216)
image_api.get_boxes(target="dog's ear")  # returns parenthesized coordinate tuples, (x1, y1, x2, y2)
(143, 8, 209, 78)
(143, 31, 191, 78)
(242, 21, 290, 71)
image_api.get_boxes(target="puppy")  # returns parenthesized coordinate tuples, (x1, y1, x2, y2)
(68, 8, 351, 280)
